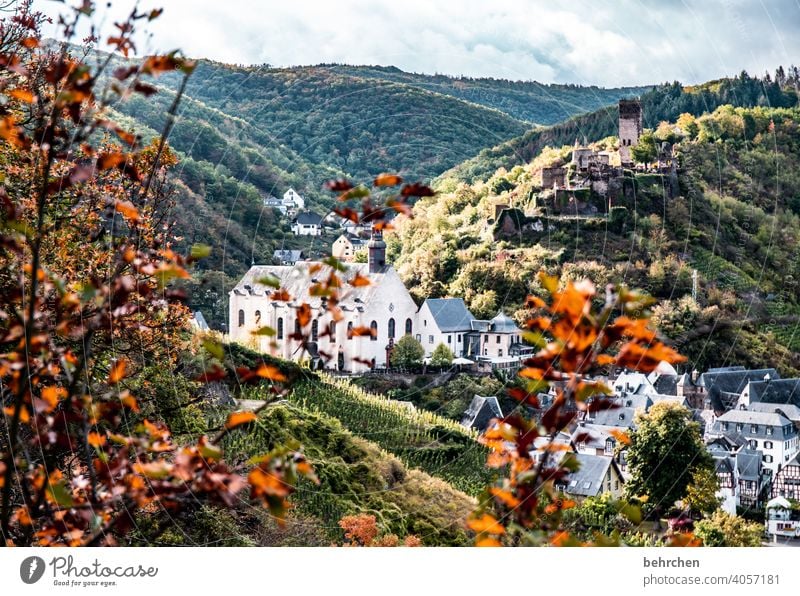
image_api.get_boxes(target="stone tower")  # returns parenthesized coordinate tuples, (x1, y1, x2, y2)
(618, 99, 643, 166)
(367, 228, 386, 273)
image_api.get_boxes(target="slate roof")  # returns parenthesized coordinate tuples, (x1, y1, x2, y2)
(618, 394, 652, 410)
(294, 211, 323, 226)
(272, 249, 304, 263)
(572, 424, 615, 450)
(748, 402, 800, 424)
(232, 262, 390, 309)
(699, 368, 780, 412)
(461, 395, 503, 432)
(736, 449, 763, 481)
(489, 311, 519, 333)
(589, 406, 638, 429)
(652, 374, 680, 396)
(423, 298, 476, 333)
(716, 409, 792, 428)
(747, 379, 800, 406)
(190, 311, 209, 331)
(560, 453, 620, 497)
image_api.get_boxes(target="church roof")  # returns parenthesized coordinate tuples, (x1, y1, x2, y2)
(423, 298, 475, 332)
(747, 378, 800, 406)
(231, 262, 391, 310)
(461, 395, 503, 432)
(699, 368, 780, 412)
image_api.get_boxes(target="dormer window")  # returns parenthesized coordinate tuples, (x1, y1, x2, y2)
(767, 427, 773, 436)
(751, 425, 758, 433)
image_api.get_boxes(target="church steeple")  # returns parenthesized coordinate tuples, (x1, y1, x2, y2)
(367, 228, 386, 273)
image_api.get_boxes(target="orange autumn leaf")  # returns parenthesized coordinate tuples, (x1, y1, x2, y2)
(475, 537, 503, 547)
(296, 303, 312, 327)
(609, 428, 631, 446)
(114, 200, 139, 223)
(350, 273, 371, 287)
(489, 487, 520, 508)
(87, 432, 106, 448)
(373, 173, 403, 186)
(254, 363, 287, 382)
(8, 88, 35, 103)
(108, 359, 127, 384)
(41, 386, 67, 409)
(466, 514, 505, 535)
(225, 411, 258, 430)
(4, 405, 29, 424)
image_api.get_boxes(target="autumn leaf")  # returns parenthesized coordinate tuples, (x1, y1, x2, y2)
(325, 179, 353, 192)
(373, 173, 403, 186)
(350, 273, 371, 287)
(4, 405, 29, 424)
(8, 88, 35, 103)
(296, 303, 312, 327)
(225, 411, 258, 430)
(466, 514, 505, 535)
(108, 359, 127, 384)
(609, 428, 631, 446)
(114, 200, 139, 223)
(475, 537, 503, 547)
(41, 386, 67, 409)
(254, 363, 287, 382)
(87, 432, 106, 448)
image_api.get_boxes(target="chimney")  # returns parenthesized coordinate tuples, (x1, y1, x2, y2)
(367, 228, 386, 273)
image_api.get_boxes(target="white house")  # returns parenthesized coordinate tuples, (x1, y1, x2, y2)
(229, 231, 418, 373)
(766, 497, 800, 539)
(710, 409, 800, 477)
(332, 234, 363, 262)
(291, 211, 324, 236)
(416, 298, 475, 359)
(283, 188, 305, 213)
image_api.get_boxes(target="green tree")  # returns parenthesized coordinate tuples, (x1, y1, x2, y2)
(624, 403, 713, 517)
(390, 334, 425, 368)
(683, 466, 722, 515)
(430, 343, 454, 367)
(630, 131, 658, 165)
(695, 510, 763, 546)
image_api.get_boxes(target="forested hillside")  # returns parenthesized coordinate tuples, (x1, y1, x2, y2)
(441, 71, 799, 185)
(393, 101, 800, 375)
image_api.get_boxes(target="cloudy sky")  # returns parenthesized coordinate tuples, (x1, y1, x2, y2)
(33, 0, 800, 87)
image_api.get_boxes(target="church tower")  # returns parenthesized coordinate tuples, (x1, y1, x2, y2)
(367, 228, 386, 273)
(618, 99, 643, 166)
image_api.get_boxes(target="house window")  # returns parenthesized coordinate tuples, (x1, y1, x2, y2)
(329, 321, 336, 343)
(749, 440, 757, 449)
(424, 319, 427, 327)
(255, 310, 261, 325)
(765, 441, 773, 449)
(347, 322, 353, 339)
(736, 423, 743, 432)
(457, 335, 461, 342)
(388, 318, 395, 339)
(277, 317, 284, 340)
(415, 334, 421, 343)
(498, 349, 503, 357)
(582, 481, 592, 489)
(751, 425, 758, 433)
(405, 318, 413, 335)
(447, 335, 451, 344)
(767, 427, 773, 436)
(605, 439, 614, 455)
(765, 455, 774, 463)
(238, 309, 245, 327)
(429, 335, 434, 345)
(614, 480, 619, 491)
(484, 334, 489, 343)
(370, 320, 378, 341)
(722, 422, 729, 431)
(294, 319, 301, 337)
(496, 335, 501, 343)
(311, 320, 319, 342)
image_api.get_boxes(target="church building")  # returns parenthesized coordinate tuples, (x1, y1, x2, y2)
(228, 231, 418, 372)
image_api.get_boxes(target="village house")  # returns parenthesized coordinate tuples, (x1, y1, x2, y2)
(465, 311, 531, 364)
(707, 437, 767, 512)
(460, 394, 503, 432)
(282, 188, 305, 215)
(332, 234, 364, 262)
(291, 211, 324, 236)
(416, 298, 476, 359)
(555, 453, 625, 500)
(770, 453, 800, 501)
(696, 366, 780, 414)
(766, 497, 800, 540)
(272, 249, 306, 266)
(229, 231, 418, 372)
(709, 409, 800, 477)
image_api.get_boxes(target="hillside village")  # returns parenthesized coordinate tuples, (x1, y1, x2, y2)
(224, 98, 800, 543)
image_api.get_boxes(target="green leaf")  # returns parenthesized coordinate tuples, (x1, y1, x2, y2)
(322, 256, 347, 272)
(202, 339, 225, 361)
(256, 274, 281, 289)
(190, 243, 212, 259)
(252, 326, 276, 336)
(48, 482, 75, 508)
(521, 331, 547, 348)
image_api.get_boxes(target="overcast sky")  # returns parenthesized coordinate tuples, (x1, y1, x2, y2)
(32, 0, 800, 87)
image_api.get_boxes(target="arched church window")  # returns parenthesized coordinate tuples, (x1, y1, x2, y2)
(370, 320, 378, 341)
(238, 309, 245, 327)
(388, 318, 395, 339)
(405, 318, 412, 335)
(311, 319, 319, 342)
(277, 317, 284, 339)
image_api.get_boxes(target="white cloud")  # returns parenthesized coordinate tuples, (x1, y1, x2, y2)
(31, 0, 800, 86)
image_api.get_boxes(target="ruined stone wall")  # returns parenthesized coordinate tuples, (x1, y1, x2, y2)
(619, 99, 643, 164)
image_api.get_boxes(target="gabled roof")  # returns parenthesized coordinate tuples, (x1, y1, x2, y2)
(748, 402, 800, 423)
(190, 311, 209, 331)
(699, 368, 781, 412)
(561, 453, 621, 497)
(747, 378, 800, 407)
(231, 262, 393, 310)
(572, 423, 615, 450)
(717, 409, 792, 428)
(294, 211, 323, 225)
(736, 449, 762, 481)
(423, 298, 476, 333)
(652, 374, 680, 396)
(588, 406, 638, 429)
(461, 395, 503, 432)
